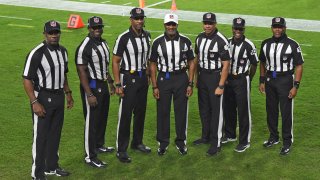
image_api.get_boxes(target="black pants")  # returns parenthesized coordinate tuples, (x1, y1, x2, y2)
(197, 71, 223, 148)
(117, 73, 148, 152)
(223, 75, 251, 145)
(31, 90, 64, 179)
(80, 80, 110, 160)
(156, 72, 189, 149)
(265, 74, 294, 147)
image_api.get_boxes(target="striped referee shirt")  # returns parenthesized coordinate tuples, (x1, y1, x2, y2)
(195, 29, 230, 70)
(75, 35, 110, 80)
(149, 32, 195, 72)
(113, 27, 151, 71)
(259, 34, 304, 72)
(229, 36, 259, 75)
(23, 41, 68, 90)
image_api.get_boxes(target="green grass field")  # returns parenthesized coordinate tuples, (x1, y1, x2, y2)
(1, 1, 320, 179)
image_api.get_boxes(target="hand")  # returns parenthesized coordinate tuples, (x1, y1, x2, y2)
(288, 87, 298, 99)
(87, 95, 98, 107)
(109, 83, 116, 95)
(116, 87, 124, 97)
(259, 83, 265, 94)
(186, 86, 193, 97)
(32, 102, 46, 118)
(153, 88, 160, 99)
(66, 94, 74, 109)
(214, 87, 224, 96)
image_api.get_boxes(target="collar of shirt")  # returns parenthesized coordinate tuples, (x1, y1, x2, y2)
(231, 35, 246, 46)
(43, 40, 60, 51)
(87, 34, 104, 45)
(164, 31, 180, 41)
(203, 29, 218, 39)
(129, 26, 145, 38)
(272, 33, 287, 43)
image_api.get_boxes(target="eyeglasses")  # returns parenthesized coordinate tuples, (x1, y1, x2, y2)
(91, 25, 104, 30)
(233, 27, 244, 31)
(47, 30, 61, 35)
(165, 22, 177, 26)
(132, 17, 144, 21)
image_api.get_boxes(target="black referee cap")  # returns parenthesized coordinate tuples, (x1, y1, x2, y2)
(202, 12, 216, 23)
(88, 16, 104, 27)
(272, 17, 286, 27)
(130, 7, 146, 18)
(233, 17, 245, 28)
(44, 20, 60, 33)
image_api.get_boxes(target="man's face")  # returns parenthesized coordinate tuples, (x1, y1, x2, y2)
(164, 22, 178, 36)
(130, 16, 144, 31)
(272, 25, 286, 38)
(202, 21, 216, 35)
(89, 25, 104, 39)
(232, 27, 245, 40)
(45, 30, 61, 45)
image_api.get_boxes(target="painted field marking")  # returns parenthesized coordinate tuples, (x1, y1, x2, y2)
(101, 1, 111, 3)
(7, 24, 34, 28)
(123, 2, 132, 5)
(146, 0, 171, 8)
(0, 15, 32, 20)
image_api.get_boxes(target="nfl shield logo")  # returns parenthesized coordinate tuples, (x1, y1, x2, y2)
(275, 17, 280, 22)
(240, 60, 244, 64)
(94, 17, 100, 23)
(237, 18, 242, 24)
(206, 14, 211, 18)
(136, 8, 141, 14)
(170, 15, 174, 19)
(50, 21, 56, 27)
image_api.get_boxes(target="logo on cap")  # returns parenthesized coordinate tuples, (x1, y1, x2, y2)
(275, 17, 281, 22)
(170, 15, 174, 19)
(94, 17, 100, 23)
(50, 21, 57, 27)
(237, 18, 242, 24)
(136, 8, 141, 14)
(206, 14, 211, 18)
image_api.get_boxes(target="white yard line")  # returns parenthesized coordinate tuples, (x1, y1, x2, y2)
(101, 1, 110, 3)
(123, 2, 132, 6)
(146, 0, 171, 8)
(7, 24, 34, 28)
(0, 15, 32, 20)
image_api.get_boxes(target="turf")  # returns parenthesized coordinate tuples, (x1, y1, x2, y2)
(0, 2, 320, 180)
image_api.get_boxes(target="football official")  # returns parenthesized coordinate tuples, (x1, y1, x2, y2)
(259, 17, 304, 155)
(222, 17, 259, 153)
(193, 13, 230, 156)
(23, 20, 73, 179)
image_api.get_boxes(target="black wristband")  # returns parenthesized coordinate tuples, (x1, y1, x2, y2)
(115, 83, 122, 88)
(218, 85, 224, 90)
(188, 81, 194, 88)
(294, 81, 300, 89)
(259, 76, 266, 84)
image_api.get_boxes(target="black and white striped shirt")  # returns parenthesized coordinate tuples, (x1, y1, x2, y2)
(23, 41, 68, 90)
(113, 27, 150, 71)
(75, 35, 110, 80)
(195, 29, 230, 70)
(229, 36, 259, 75)
(259, 34, 304, 72)
(149, 32, 195, 72)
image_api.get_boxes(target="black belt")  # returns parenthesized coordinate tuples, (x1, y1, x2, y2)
(39, 88, 63, 94)
(266, 71, 293, 77)
(120, 69, 146, 76)
(199, 68, 221, 74)
(228, 72, 249, 80)
(159, 69, 186, 75)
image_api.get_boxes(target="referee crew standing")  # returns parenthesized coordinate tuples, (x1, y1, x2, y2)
(222, 17, 259, 152)
(193, 13, 230, 156)
(112, 7, 151, 163)
(23, 20, 73, 179)
(75, 16, 115, 168)
(259, 17, 304, 155)
(149, 13, 195, 156)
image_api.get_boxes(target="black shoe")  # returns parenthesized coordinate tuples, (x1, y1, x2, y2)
(157, 147, 167, 156)
(176, 145, 188, 155)
(221, 137, 237, 144)
(193, 138, 209, 145)
(96, 146, 115, 153)
(263, 139, 280, 147)
(206, 146, 221, 156)
(280, 146, 290, 155)
(85, 158, 107, 168)
(234, 144, 250, 153)
(44, 167, 70, 176)
(131, 144, 151, 153)
(116, 152, 132, 163)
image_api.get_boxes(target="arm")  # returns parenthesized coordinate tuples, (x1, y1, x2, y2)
(149, 61, 159, 99)
(76, 65, 97, 107)
(63, 75, 74, 110)
(259, 61, 266, 94)
(23, 79, 46, 117)
(288, 64, 303, 99)
(249, 64, 257, 81)
(215, 60, 230, 96)
(106, 72, 115, 95)
(186, 58, 195, 97)
(112, 55, 124, 97)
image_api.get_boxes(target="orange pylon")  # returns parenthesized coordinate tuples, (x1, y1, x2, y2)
(139, 0, 145, 8)
(171, 0, 177, 11)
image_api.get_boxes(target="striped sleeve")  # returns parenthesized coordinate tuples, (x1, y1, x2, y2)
(22, 43, 44, 80)
(75, 37, 91, 65)
(217, 33, 231, 61)
(245, 39, 259, 66)
(113, 31, 128, 57)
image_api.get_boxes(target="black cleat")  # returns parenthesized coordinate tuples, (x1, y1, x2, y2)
(85, 158, 107, 168)
(234, 144, 250, 152)
(131, 144, 151, 153)
(192, 138, 209, 145)
(157, 147, 167, 156)
(176, 145, 188, 155)
(96, 146, 115, 153)
(45, 167, 70, 176)
(280, 146, 290, 155)
(206, 146, 221, 156)
(221, 137, 237, 144)
(263, 139, 280, 148)
(116, 152, 132, 163)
